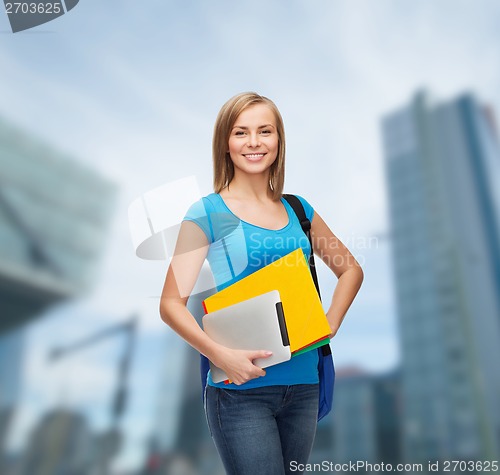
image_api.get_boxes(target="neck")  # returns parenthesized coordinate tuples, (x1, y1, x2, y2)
(224, 172, 273, 201)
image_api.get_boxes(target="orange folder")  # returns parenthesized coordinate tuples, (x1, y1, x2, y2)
(203, 248, 331, 354)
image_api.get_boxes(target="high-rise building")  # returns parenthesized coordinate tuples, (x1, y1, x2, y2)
(0, 115, 117, 334)
(373, 370, 401, 465)
(19, 408, 93, 475)
(0, 115, 117, 470)
(0, 329, 24, 474)
(381, 91, 500, 463)
(331, 367, 378, 465)
(326, 368, 401, 470)
(0, 329, 24, 409)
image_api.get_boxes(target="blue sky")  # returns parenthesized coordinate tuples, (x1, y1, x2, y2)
(1, 0, 500, 470)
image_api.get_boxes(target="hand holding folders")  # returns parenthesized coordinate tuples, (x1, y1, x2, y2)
(202, 248, 331, 382)
(203, 290, 290, 383)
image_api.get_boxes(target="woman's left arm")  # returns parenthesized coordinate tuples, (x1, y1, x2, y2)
(311, 211, 364, 337)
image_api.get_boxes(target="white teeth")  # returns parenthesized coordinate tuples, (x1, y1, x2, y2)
(245, 154, 264, 158)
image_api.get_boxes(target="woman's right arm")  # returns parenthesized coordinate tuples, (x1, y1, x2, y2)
(159, 220, 271, 385)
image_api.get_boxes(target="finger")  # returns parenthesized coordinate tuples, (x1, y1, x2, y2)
(250, 350, 273, 360)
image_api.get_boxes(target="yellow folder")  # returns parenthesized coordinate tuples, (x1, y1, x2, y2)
(202, 248, 331, 354)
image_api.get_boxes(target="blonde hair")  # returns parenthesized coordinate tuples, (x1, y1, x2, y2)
(212, 92, 286, 200)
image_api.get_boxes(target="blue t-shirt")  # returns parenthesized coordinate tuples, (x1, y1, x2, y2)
(183, 193, 319, 389)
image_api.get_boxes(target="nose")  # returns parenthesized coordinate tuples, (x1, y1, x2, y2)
(248, 132, 260, 148)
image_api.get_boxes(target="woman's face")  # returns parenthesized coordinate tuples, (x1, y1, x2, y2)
(227, 103, 279, 178)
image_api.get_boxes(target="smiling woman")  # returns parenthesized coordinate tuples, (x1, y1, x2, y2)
(159, 92, 363, 475)
(212, 93, 286, 201)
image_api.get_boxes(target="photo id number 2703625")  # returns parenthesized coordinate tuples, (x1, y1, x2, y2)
(5, 2, 62, 14)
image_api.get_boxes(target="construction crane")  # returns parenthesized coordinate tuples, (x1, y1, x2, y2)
(47, 316, 138, 475)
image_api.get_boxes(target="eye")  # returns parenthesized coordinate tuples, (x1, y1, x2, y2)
(234, 130, 246, 136)
(260, 129, 272, 135)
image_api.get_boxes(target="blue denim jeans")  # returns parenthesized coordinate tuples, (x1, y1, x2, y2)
(205, 383, 319, 475)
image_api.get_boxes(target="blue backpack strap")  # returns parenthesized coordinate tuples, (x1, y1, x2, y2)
(283, 194, 335, 421)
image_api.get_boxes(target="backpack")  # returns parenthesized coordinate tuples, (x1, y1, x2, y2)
(283, 194, 335, 421)
(199, 194, 335, 421)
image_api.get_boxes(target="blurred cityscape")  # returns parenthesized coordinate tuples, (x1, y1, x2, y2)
(0, 88, 499, 475)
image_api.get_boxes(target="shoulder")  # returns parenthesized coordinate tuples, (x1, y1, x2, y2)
(282, 194, 315, 222)
(183, 194, 220, 242)
(184, 193, 219, 218)
(183, 193, 237, 243)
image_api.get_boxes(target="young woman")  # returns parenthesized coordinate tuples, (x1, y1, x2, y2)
(160, 92, 363, 474)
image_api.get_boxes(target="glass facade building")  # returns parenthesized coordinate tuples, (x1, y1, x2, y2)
(0, 115, 117, 469)
(0, 330, 23, 409)
(331, 369, 378, 465)
(0, 115, 117, 334)
(381, 91, 500, 463)
(0, 329, 24, 466)
(327, 369, 401, 470)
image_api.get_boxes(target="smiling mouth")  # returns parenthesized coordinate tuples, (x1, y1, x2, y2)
(244, 153, 265, 161)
